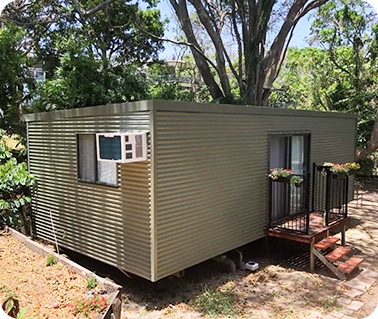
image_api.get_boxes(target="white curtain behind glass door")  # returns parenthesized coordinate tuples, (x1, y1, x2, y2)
(291, 136, 304, 175)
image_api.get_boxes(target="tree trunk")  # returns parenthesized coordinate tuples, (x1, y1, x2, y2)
(169, 0, 224, 100)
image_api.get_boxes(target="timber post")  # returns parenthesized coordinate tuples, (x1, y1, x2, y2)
(310, 239, 315, 273)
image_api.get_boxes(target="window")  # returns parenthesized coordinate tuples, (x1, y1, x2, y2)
(269, 134, 309, 175)
(77, 134, 118, 186)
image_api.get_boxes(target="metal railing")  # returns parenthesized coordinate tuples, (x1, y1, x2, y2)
(268, 174, 311, 234)
(312, 163, 349, 226)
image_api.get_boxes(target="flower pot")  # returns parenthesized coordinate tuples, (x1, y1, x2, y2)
(294, 183, 302, 188)
(317, 165, 331, 172)
(332, 173, 346, 180)
(273, 177, 291, 183)
(348, 170, 356, 176)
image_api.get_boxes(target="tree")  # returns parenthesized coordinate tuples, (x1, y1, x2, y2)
(32, 39, 150, 111)
(0, 23, 32, 135)
(163, 0, 330, 105)
(1, 0, 165, 111)
(309, 0, 378, 160)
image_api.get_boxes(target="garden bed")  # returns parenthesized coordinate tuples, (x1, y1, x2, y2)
(0, 232, 119, 319)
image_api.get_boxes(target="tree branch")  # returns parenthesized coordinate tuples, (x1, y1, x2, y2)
(189, 0, 231, 96)
(168, 0, 224, 99)
(231, 1, 244, 95)
(263, 0, 331, 104)
(71, 0, 121, 18)
(134, 19, 218, 71)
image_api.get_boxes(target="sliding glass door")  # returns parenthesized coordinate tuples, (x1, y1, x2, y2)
(269, 133, 310, 225)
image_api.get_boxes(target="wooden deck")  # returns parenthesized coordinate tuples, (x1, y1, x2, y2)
(267, 213, 349, 244)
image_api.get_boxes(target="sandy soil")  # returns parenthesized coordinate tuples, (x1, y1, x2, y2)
(0, 235, 91, 318)
(22, 181, 378, 319)
(117, 181, 378, 319)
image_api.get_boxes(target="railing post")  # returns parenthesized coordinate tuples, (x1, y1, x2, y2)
(325, 169, 331, 226)
(312, 163, 316, 212)
(345, 175, 349, 218)
(306, 173, 311, 234)
(268, 178, 272, 229)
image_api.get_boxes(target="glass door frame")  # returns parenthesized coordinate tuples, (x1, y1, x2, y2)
(267, 131, 312, 229)
(267, 132, 311, 175)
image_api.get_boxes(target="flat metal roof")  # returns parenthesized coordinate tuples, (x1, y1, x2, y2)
(23, 99, 358, 122)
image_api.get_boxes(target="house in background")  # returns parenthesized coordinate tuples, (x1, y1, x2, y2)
(24, 100, 361, 282)
(27, 63, 46, 82)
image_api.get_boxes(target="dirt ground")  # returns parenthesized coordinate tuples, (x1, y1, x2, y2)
(58, 180, 377, 319)
(4, 181, 377, 319)
(0, 235, 93, 319)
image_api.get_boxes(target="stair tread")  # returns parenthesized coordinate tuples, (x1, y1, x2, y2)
(338, 257, 364, 273)
(325, 246, 352, 261)
(314, 236, 340, 250)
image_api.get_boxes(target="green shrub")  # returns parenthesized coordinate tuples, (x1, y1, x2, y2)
(46, 254, 57, 266)
(191, 287, 239, 317)
(0, 129, 36, 234)
(86, 276, 97, 290)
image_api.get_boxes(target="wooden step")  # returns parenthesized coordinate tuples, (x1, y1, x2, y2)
(314, 236, 340, 250)
(338, 257, 364, 273)
(325, 246, 352, 262)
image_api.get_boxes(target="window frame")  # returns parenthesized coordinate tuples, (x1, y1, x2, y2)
(267, 131, 311, 175)
(76, 133, 119, 188)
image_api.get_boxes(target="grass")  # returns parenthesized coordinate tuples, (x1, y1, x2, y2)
(320, 293, 338, 311)
(191, 287, 239, 318)
(45, 254, 57, 266)
(86, 276, 97, 290)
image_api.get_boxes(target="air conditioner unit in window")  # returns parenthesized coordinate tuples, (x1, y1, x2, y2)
(96, 132, 148, 163)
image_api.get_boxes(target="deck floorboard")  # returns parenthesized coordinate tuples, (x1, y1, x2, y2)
(267, 213, 349, 244)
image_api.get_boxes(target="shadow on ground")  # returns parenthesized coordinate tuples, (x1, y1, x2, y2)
(60, 180, 378, 318)
(62, 235, 339, 310)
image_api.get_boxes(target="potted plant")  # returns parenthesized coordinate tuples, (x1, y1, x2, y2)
(345, 162, 360, 175)
(290, 175, 304, 187)
(330, 163, 349, 178)
(268, 168, 292, 183)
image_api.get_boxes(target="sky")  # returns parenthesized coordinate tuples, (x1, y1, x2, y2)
(156, 0, 314, 60)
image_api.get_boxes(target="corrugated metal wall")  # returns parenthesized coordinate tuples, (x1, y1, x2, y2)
(28, 112, 152, 280)
(154, 111, 356, 280)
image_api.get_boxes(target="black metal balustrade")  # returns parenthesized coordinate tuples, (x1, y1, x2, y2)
(268, 174, 311, 234)
(312, 163, 349, 225)
(268, 163, 351, 234)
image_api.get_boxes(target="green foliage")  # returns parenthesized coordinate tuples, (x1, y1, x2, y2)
(357, 152, 378, 176)
(146, 59, 211, 103)
(86, 276, 97, 290)
(45, 254, 57, 266)
(272, 0, 378, 161)
(0, 24, 31, 135)
(2, 0, 166, 112)
(320, 293, 339, 311)
(0, 287, 33, 319)
(32, 38, 152, 111)
(0, 129, 36, 232)
(191, 288, 239, 318)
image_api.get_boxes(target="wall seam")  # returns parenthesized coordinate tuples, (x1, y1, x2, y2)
(150, 108, 158, 281)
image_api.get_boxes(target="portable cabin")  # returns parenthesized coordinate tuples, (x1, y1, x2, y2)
(24, 100, 357, 282)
